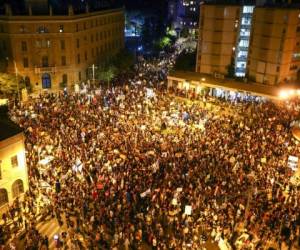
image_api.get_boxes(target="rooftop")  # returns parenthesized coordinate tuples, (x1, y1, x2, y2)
(168, 71, 300, 99)
(0, 0, 123, 16)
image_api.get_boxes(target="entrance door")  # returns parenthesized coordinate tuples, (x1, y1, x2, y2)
(42, 73, 51, 89)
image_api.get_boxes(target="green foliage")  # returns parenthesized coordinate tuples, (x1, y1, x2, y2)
(159, 36, 171, 49)
(97, 65, 117, 87)
(181, 27, 189, 38)
(174, 51, 196, 71)
(0, 73, 25, 95)
(112, 49, 135, 74)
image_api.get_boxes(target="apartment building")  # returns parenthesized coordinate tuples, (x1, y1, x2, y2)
(196, 2, 300, 85)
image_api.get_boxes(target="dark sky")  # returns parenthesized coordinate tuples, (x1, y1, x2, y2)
(123, 0, 168, 12)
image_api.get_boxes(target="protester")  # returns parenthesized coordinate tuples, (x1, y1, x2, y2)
(4, 47, 300, 249)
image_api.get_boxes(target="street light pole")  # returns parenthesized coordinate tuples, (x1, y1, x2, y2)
(89, 64, 98, 88)
(13, 60, 20, 101)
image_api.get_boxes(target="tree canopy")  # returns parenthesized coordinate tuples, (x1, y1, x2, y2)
(174, 51, 196, 71)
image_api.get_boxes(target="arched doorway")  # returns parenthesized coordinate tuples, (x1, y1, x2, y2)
(12, 179, 24, 198)
(42, 73, 51, 89)
(0, 189, 8, 207)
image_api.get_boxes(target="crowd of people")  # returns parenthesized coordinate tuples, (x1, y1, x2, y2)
(2, 46, 300, 250)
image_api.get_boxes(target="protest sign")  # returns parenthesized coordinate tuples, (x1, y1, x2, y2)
(288, 155, 298, 171)
(184, 205, 192, 215)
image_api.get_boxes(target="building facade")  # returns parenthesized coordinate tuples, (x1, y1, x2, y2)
(196, 2, 300, 85)
(168, 0, 201, 36)
(0, 125, 28, 212)
(0, 4, 125, 91)
(248, 7, 300, 85)
(196, 4, 241, 75)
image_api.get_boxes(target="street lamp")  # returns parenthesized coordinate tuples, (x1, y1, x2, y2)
(14, 60, 21, 101)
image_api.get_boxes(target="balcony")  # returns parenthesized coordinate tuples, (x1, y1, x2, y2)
(34, 65, 56, 74)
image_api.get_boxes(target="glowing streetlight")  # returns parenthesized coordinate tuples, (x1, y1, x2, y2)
(279, 90, 289, 99)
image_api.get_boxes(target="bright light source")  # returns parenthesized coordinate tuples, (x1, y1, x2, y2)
(288, 89, 295, 96)
(297, 89, 300, 95)
(279, 90, 289, 99)
(201, 78, 206, 81)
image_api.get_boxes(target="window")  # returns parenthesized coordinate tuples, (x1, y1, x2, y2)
(42, 56, 48, 67)
(78, 71, 81, 81)
(41, 40, 51, 48)
(76, 24, 79, 32)
(91, 35, 94, 43)
(11, 155, 18, 167)
(37, 26, 48, 33)
(59, 25, 64, 33)
(85, 51, 87, 61)
(61, 56, 66, 66)
(12, 179, 24, 198)
(35, 40, 41, 48)
(77, 54, 80, 64)
(23, 58, 29, 68)
(60, 40, 65, 50)
(76, 39, 80, 48)
(62, 74, 68, 84)
(0, 189, 8, 207)
(96, 33, 99, 41)
(92, 48, 94, 57)
(21, 41, 27, 52)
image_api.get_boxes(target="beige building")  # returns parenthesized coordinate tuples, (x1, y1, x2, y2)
(196, 4, 240, 75)
(0, 118, 28, 212)
(0, 3, 125, 91)
(248, 8, 300, 85)
(196, 3, 300, 85)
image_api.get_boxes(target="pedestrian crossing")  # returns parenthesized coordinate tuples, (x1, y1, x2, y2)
(35, 218, 71, 249)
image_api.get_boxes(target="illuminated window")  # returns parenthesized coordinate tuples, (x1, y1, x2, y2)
(37, 26, 48, 33)
(11, 155, 18, 167)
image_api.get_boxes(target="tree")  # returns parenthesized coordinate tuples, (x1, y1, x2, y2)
(174, 51, 196, 71)
(0, 73, 25, 96)
(180, 27, 189, 38)
(112, 49, 135, 74)
(97, 65, 116, 88)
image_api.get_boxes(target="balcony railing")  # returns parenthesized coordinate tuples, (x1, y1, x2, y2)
(34, 65, 56, 74)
